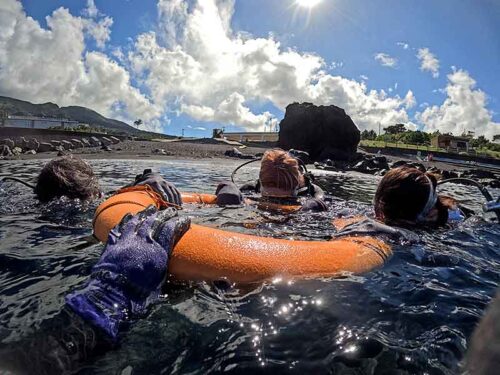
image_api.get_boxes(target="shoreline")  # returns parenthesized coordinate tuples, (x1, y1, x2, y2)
(2, 139, 499, 179)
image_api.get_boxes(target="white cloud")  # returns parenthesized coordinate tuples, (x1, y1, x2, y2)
(329, 61, 343, 69)
(0, 0, 161, 131)
(374, 52, 398, 68)
(84, 16, 113, 49)
(82, 0, 99, 18)
(359, 75, 368, 81)
(417, 69, 500, 139)
(396, 41, 409, 50)
(128, 1, 414, 131)
(0, 0, 426, 134)
(417, 47, 440, 78)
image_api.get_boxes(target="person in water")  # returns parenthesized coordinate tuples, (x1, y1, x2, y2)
(333, 165, 467, 241)
(33, 155, 182, 207)
(373, 165, 466, 226)
(0, 206, 190, 374)
(215, 148, 327, 212)
(34, 155, 101, 202)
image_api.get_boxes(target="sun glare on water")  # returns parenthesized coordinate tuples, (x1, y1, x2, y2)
(296, 0, 322, 8)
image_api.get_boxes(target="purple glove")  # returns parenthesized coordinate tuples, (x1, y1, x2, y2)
(133, 169, 182, 206)
(215, 181, 244, 206)
(66, 206, 190, 340)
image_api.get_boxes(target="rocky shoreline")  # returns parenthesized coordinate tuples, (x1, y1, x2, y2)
(2, 135, 499, 188)
(0, 137, 267, 160)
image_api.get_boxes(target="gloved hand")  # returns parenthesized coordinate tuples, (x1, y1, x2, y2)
(301, 198, 328, 212)
(334, 217, 419, 243)
(310, 183, 325, 200)
(240, 180, 260, 193)
(66, 206, 190, 340)
(215, 181, 244, 206)
(133, 169, 182, 206)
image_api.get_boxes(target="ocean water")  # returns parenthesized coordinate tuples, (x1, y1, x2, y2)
(0, 158, 499, 374)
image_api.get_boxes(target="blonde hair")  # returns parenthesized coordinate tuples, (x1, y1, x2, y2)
(259, 149, 305, 198)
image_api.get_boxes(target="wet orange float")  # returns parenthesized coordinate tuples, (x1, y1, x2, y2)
(93, 187, 392, 283)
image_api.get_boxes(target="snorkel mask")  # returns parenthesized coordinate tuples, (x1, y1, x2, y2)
(416, 174, 438, 223)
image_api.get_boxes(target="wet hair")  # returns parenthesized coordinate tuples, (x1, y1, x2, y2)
(374, 166, 450, 226)
(34, 155, 100, 202)
(259, 149, 305, 198)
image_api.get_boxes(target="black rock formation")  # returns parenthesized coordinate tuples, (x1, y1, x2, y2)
(277, 102, 360, 161)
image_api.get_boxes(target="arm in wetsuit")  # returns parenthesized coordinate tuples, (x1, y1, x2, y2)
(334, 217, 419, 243)
(0, 207, 190, 374)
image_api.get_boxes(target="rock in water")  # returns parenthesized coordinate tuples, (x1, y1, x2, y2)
(38, 142, 55, 152)
(1, 145, 12, 157)
(61, 140, 73, 150)
(1, 139, 15, 149)
(277, 102, 360, 161)
(100, 137, 112, 146)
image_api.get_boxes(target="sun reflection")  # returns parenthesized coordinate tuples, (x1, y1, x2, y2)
(296, 0, 322, 8)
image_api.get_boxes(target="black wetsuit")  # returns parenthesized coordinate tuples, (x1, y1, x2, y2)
(0, 307, 113, 374)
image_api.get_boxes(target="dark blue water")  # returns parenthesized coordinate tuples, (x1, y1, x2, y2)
(0, 158, 499, 374)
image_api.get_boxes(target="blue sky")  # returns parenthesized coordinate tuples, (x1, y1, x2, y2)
(3, 0, 500, 138)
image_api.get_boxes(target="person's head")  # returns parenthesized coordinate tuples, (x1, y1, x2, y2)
(374, 166, 456, 226)
(34, 155, 100, 202)
(259, 149, 305, 198)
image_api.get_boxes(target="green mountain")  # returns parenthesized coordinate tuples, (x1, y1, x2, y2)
(0, 96, 140, 135)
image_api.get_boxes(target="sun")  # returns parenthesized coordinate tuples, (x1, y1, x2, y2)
(296, 0, 322, 8)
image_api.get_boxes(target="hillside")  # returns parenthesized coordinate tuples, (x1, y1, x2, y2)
(0, 96, 139, 135)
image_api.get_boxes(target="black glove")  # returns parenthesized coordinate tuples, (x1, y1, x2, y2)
(240, 179, 260, 192)
(334, 218, 419, 243)
(301, 198, 328, 212)
(215, 181, 244, 206)
(133, 169, 182, 206)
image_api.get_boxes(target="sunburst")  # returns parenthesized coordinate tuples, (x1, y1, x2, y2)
(296, 0, 322, 8)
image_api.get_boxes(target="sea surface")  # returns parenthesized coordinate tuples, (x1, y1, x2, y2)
(0, 158, 499, 374)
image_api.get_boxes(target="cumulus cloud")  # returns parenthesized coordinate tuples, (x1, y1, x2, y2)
(82, 0, 99, 18)
(417, 69, 499, 139)
(84, 16, 113, 48)
(128, 0, 414, 131)
(13, 0, 494, 136)
(374, 53, 398, 68)
(0, 0, 160, 131)
(417, 47, 440, 78)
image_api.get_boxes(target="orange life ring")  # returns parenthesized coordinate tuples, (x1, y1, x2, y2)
(93, 190, 392, 282)
(181, 191, 301, 212)
(180, 192, 218, 205)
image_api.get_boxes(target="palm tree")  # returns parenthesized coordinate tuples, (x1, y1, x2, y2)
(134, 119, 143, 128)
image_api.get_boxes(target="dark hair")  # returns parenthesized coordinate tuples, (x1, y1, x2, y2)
(374, 166, 449, 226)
(34, 155, 100, 202)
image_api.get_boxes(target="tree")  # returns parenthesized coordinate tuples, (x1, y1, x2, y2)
(401, 130, 430, 145)
(134, 119, 143, 128)
(361, 129, 377, 140)
(470, 135, 489, 149)
(493, 134, 500, 142)
(383, 123, 406, 135)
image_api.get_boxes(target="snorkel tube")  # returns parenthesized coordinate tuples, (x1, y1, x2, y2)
(438, 178, 500, 221)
